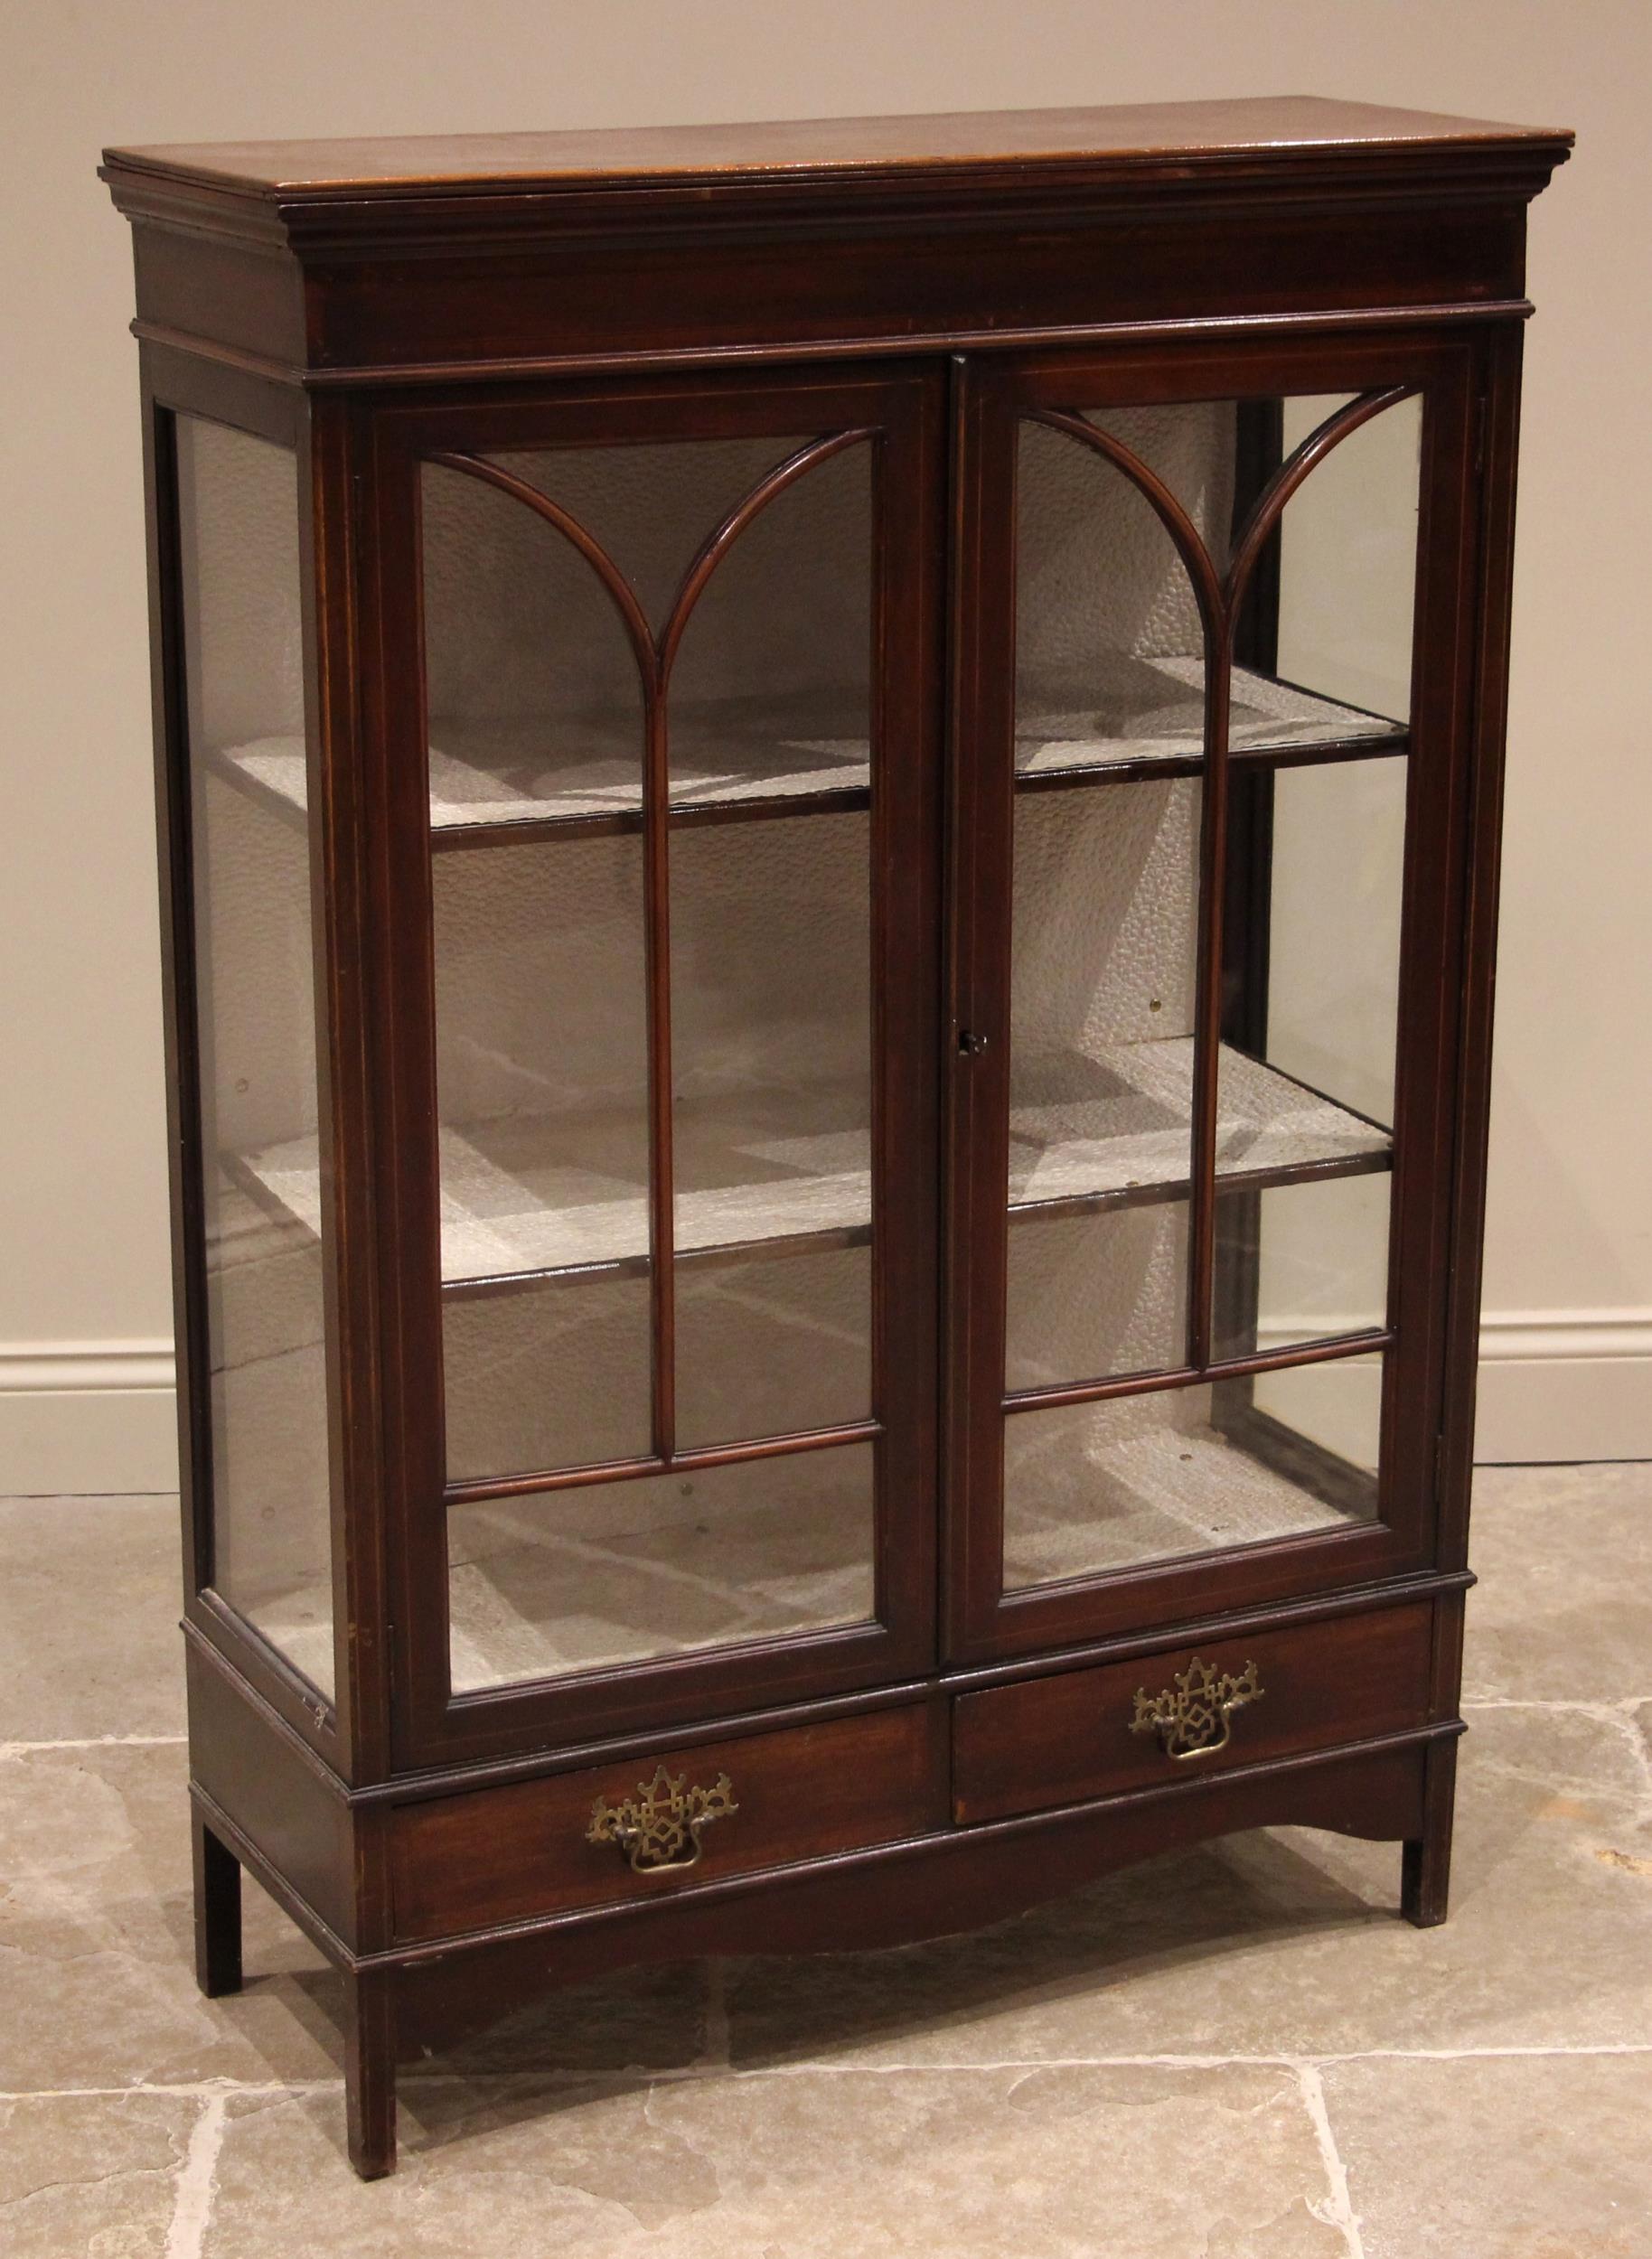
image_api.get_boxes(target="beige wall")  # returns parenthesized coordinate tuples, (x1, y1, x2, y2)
(3, 0, 1647, 1489)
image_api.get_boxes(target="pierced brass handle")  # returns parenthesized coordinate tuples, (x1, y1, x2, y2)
(1129, 1656, 1263, 1761)
(587, 1763, 738, 1874)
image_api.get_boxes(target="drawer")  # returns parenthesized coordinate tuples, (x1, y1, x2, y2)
(390, 1700, 946, 1944)
(953, 1602, 1434, 1824)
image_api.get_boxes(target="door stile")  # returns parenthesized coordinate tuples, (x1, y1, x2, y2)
(942, 359, 1018, 1659)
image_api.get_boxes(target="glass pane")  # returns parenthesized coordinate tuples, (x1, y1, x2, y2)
(1016, 407, 1216, 776)
(174, 416, 333, 1698)
(1253, 755, 1408, 1128)
(420, 457, 649, 828)
(448, 1443, 875, 1690)
(677, 1245, 871, 1448)
(1275, 393, 1422, 725)
(431, 830, 653, 1476)
(671, 806, 872, 1448)
(666, 447, 873, 1447)
(1006, 1202, 1187, 1392)
(666, 436, 873, 802)
(1010, 779, 1203, 1212)
(1002, 1359, 1381, 1590)
(1213, 1173, 1391, 1364)
(444, 1276, 652, 1486)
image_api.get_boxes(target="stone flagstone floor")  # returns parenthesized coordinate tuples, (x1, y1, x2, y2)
(1, 1463, 1648, 2254)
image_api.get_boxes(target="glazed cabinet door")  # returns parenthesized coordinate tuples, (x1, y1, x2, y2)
(370, 368, 945, 1762)
(946, 333, 1485, 1659)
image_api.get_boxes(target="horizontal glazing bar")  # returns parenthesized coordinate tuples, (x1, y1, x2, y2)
(1013, 725, 1406, 797)
(442, 1221, 872, 1303)
(1008, 1144, 1392, 1227)
(1000, 1325, 1394, 1416)
(427, 783, 871, 852)
(443, 1416, 884, 1508)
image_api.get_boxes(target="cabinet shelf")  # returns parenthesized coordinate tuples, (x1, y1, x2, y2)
(213, 663, 1399, 849)
(229, 1036, 1387, 1302)
(232, 1083, 874, 1295)
(1009, 1037, 1391, 1219)
(1015, 658, 1403, 789)
(216, 710, 873, 848)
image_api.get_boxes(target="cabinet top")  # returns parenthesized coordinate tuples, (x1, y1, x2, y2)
(104, 95, 1570, 212)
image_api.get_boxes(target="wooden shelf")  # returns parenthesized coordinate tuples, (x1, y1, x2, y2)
(230, 1036, 1386, 1302)
(1015, 658, 1403, 788)
(1009, 1036, 1391, 1218)
(216, 708, 872, 848)
(213, 665, 1400, 848)
(233, 1080, 874, 1294)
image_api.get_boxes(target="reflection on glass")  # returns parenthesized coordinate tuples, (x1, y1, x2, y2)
(1006, 1203, 1187, 1392)
(420, 457, 650, 829)
(1002, 1357, 1381, 1590)
(175, 415, 333, 1698)
(1009, 780, 1202, 1210)
(1212, 1173, 1391, 1364)
(666, 437, 874, 805)
(431, 831, 654, 1476)
(447, 1443, 876, 1689)
(677, 1246, 871, 1449)
(1016, 407, 1215, 775)
(444, 1276, 652, 1485)
(1252, 755, 1408, 1130)
(671, 736, 871, 1440)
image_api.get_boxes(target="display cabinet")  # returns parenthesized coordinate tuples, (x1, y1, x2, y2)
(103, 97, 1570, 2176)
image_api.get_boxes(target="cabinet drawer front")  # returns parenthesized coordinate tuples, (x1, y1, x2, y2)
(391, 1701, 946, 1943)
(953, 1603, 1434, 1823)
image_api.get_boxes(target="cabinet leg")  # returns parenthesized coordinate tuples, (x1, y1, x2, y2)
(343, 1969, 398, 2180)
(192, 1808, 243, 1998)
(1402, 1739, 1458, 1929)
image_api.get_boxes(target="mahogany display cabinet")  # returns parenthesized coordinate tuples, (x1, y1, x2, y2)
(103, 98, 1571, 2177)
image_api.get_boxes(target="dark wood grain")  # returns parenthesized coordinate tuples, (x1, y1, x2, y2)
(108, 101, 1563, 2179)
(390, 1700, 947, 1942)
(953, 1601, 1434, 1823)
(390, 1731, 1441, 2060)
(191, 1808, 242, 1998)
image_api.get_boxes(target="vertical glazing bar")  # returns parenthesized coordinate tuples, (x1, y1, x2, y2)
(1187, 630, 1233, 1369)
(642, 668, 676, 1459)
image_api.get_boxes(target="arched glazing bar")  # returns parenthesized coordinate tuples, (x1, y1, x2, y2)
(426, 430, 878, 1474)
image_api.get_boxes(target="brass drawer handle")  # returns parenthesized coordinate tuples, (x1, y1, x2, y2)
(1130, 1656, 1263, 1761)
(587, 1763, 738, 1874)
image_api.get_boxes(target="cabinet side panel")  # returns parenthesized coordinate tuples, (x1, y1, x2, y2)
(186, 1639, 356, 1948)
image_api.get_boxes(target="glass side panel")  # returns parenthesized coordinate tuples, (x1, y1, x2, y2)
(174, 416, 333, 1698)
(447, 1442, 876, 1691)
(1001, 1359, 1381, 1591)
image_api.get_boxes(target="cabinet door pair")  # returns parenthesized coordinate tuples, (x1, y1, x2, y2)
(169, 339, 1483, 1763)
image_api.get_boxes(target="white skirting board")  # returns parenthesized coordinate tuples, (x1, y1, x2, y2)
(0, 1341, 178, 1496)
(1473, 1309, 1652, 1465)
(0, 1315, 1647, 1494)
